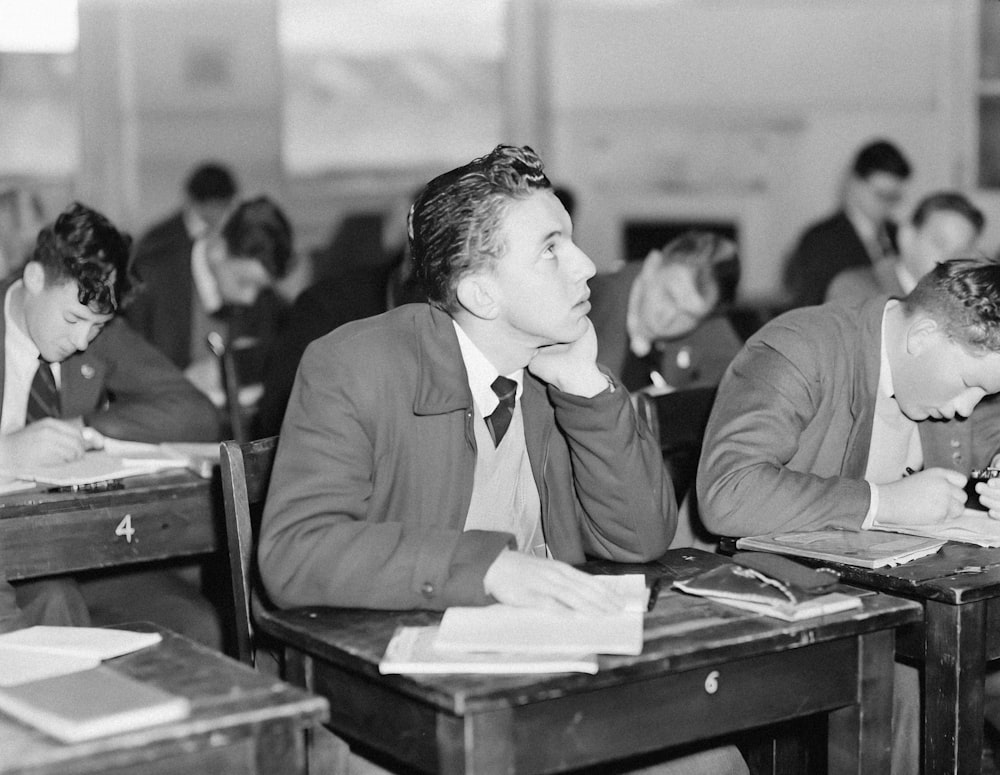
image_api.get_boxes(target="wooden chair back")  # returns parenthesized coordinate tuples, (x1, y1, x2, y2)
(219, 435, 279, 666)
(635, 386, 718, 505)
(207, 332, 267, 444)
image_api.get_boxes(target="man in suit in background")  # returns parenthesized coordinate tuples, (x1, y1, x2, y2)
(784, 139, 911, 308)
(125, 160, 238, 369)
(0, 202, 223, 643)
(826, 190, 984, 304)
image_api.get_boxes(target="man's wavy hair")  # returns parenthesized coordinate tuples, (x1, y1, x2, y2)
(408, 144, 552, 312)
(32, 201, 133, 315)
(904, 257, 1000, 353)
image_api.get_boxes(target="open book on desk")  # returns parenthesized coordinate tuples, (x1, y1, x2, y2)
(8, 440, 219, 487)
(736, 529, 947, 569)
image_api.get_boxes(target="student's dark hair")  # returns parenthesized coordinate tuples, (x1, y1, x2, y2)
(185, 161, 237, 203)
(553, 186, 576, 221)
(911, 190, 985, 235)
(408, 144, 551, 312)
(852, 139, 912, 180)
(656, 231, 740, 307)
(903, 257, 1000, 352)
(222, 195, 293, 278)
(31, 201, 133, 314)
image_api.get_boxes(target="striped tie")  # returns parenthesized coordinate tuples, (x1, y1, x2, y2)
(25, 357, 60, 424)
(485, 376, 517, 447)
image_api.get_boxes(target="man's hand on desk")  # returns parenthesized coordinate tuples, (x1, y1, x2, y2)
(0, 419, 93, 469)
(878, 467, 968, 524)
(483, 550, 627, 614)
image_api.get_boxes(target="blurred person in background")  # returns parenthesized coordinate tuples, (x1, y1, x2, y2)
(589, 230, 742, 393)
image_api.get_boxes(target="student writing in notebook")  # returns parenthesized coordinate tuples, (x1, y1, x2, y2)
(260, 145, 746, 774)
(0, 202, 223, 644)
(697, 257, 1000, 775)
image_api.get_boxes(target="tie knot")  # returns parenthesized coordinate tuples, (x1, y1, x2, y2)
(491, 376, 517, 404)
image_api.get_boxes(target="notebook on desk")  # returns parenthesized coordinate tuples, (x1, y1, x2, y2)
(0, 665, 190, 743)
(736, 529, 947, 568)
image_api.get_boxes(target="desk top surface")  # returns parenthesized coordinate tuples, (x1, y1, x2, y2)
(0, 623, 328, 772)
(257, 548, 920, 715)
(0, 470, 211, 517)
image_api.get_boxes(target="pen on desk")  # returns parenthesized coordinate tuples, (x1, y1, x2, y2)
(46, 479, 124, 494)
(649, 370, 669, 391)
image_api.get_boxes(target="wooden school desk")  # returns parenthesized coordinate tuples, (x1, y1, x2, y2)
(257, 548, 921, 775)
(721, 539, 1000, 775)
(0, 470, 219, 581)
(0, 623, 329, 775)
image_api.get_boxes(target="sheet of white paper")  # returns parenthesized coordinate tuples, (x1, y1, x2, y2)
(0, 626, 162, 660)
(436, 605, 644, 656)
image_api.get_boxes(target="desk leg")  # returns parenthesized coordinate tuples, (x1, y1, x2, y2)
(924, 599, 987, 775)
(437, 707, 516, 774)
(827, 629, 894, 775)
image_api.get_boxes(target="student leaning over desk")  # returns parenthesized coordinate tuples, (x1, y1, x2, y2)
(0, 202, 222, 643)
(259, 145, 747, 775)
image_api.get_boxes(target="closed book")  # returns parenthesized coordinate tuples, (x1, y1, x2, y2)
(736, 529, 946, 568)
(0, 665, 190, 743)
(379, 626, 599, 675)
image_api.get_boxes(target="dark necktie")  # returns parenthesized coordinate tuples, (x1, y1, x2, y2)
(26, 357, 60, 424)
(485, 376, 517, 447)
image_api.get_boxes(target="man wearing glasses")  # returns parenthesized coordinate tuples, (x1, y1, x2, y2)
(783, 138, 911, 308)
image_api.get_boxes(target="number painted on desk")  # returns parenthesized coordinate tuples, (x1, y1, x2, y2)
(704, 670, 720, 695)
(115, 514, 135, 543)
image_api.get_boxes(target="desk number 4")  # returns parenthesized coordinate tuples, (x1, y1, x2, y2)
(115, 514, 135, 543)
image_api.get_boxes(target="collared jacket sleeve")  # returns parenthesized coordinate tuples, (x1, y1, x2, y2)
(62, 319, 219, 443)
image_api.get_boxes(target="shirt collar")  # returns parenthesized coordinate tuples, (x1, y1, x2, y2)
(878, 303, 895, 400)
(452, 320, 523, 417)
(5, 280, 40, 362)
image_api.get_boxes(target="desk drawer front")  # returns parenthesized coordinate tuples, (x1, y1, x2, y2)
(309, 638, 858, 774)
(0, 491, 218, 580)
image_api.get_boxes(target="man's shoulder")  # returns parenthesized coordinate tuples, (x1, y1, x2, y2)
(132, 212, 188, 259)
(752, 299, 875, 356)
(305, 303, 428, 359)
(798, 210, 852, 242)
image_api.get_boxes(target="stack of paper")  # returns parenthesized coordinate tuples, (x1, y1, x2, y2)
(379, 574, 649, 675)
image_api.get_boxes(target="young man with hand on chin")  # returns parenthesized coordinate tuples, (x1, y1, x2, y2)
(260, 145, 747, 774)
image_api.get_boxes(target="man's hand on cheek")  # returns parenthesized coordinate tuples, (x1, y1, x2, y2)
(527, 319, 608, 397)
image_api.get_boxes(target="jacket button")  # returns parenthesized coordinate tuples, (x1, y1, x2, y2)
(421, 582, 435, 598)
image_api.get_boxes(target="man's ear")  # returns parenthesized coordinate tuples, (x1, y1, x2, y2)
(22, 261, 46, 295)
(455, 273, 500, 320)
(904, 314, 939, 356)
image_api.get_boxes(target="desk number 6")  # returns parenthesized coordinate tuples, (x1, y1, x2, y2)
(704, 670, 720, 695)
(115, 514, 135, 543)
